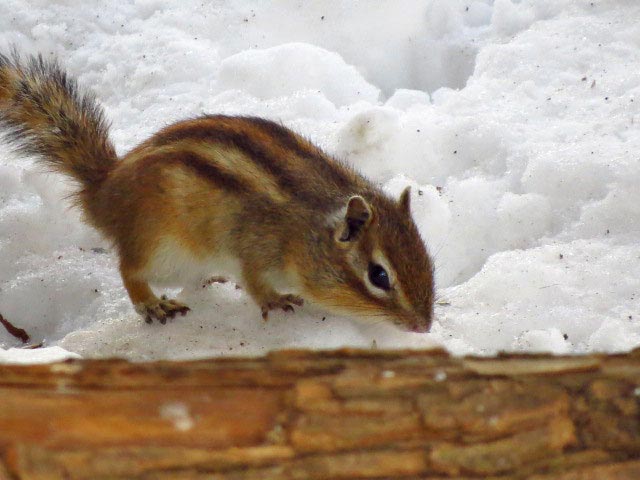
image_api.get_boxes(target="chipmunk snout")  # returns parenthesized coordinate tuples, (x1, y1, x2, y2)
(407, 318, 431, 333)
(400, 313, 432, 333)
(409, 321, 431, 333)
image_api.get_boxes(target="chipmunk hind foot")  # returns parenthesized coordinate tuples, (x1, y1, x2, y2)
(135, 296, 191, 325)
(121, 264, 191, 325)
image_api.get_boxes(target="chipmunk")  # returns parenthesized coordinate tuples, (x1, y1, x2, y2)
(0, 52, 435, 332)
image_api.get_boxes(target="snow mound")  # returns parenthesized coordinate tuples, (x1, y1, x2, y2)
(214, 43, 380, 107)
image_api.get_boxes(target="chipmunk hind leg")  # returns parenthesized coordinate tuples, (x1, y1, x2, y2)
(120, 262, 190, 325)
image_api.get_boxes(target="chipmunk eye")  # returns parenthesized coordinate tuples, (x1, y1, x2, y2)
(368, 263, 390, 291)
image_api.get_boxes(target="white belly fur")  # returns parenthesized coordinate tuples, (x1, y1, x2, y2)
(144, 237, 242, 287)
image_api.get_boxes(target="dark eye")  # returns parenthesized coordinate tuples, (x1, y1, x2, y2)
(368, 263, 390, 290)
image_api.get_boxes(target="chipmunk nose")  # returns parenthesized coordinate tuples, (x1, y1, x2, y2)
(397, 314, 432, 333)
(409, 319, 431, 333)
(411, 324, 430, 333)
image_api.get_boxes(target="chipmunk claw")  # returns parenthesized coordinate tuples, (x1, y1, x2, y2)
(261, 294, 304, 320)
(138, 297, 191, 325)
(282, 304, 294, 313)
(283, 294, 304, 307)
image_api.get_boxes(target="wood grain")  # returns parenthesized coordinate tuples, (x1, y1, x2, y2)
(0, 348, 639, 479)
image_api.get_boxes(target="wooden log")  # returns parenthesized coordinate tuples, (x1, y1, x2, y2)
(0, 348, 639, 479)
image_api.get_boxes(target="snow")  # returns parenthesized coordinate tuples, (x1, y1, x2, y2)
(0, 346, 80, 364)
(214, 43, 381, 107)
(1, 0, 640, 362)
(159, 402, 195, 432)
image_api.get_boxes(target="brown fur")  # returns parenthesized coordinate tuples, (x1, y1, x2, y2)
(0, 52, 435, 331)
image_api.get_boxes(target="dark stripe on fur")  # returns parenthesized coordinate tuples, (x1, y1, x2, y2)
(241, 116, 356, 190)
(138, 150, 253, 195)
(178, 151, 252, 194)
(151, 116, 357, 206)
(154, 119, 301, 190)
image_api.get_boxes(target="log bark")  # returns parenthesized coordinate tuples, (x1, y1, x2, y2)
(0, 348, 639, 479)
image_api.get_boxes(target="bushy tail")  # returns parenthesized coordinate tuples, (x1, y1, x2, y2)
(0, 51, 117, 208)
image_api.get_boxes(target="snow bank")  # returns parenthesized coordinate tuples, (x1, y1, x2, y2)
(1, 0, 639, 361)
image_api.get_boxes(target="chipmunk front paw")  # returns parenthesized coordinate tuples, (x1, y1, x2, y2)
(261, 294, 304, 320)
(137, 296, 191, 325)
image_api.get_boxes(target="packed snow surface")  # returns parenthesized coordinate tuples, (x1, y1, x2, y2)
(1, 0, 640, 362)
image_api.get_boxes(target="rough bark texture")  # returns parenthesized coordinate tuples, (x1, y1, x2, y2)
(0, 348, 639, 479)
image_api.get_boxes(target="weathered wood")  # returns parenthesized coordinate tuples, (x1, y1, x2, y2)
(0, 348, 639, 479)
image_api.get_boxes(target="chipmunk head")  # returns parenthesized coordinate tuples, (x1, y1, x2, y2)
(317, 187, 434, 332)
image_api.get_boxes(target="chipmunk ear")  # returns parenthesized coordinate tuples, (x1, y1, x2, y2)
(399, 186, 411, 215)
(335, 195, 372, 243)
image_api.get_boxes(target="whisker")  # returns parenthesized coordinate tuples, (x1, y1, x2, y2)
(428, 229, 452, 261)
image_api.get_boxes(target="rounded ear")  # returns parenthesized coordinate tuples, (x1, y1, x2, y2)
(399, 186, 411, 215)
(335, 195, 372, 243)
